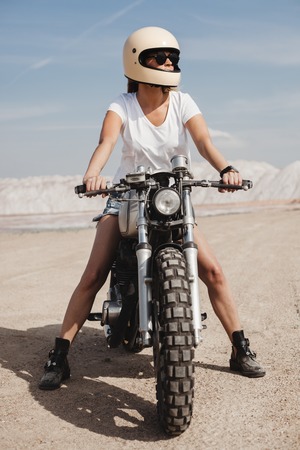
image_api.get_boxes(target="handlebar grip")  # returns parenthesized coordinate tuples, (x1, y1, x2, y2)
(217, 179, 253, 190)
(74, 184, 86, 195)
(242, 180, 253, 189)
(211, 179, 253, 190)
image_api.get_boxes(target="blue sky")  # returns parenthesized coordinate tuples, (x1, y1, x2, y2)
(1, 0, 299, 178)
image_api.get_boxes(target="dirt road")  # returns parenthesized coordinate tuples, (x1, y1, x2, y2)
(0, 208, 299, 449)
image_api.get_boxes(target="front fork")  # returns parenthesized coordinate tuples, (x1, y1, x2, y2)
(135, 194, 153, 347)
(182, 187, 203, 347)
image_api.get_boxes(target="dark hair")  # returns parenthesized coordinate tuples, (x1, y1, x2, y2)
(127, 79, 139, 93)
(127, 79, 174, 94)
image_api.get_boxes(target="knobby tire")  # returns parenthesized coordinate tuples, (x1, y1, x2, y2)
(153, 247, 194, 435)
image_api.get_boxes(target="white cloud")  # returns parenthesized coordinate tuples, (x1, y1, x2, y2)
(16, 124, 99, 131)
(95, 0, 144, 27)
(209, 128, 232, 139)
(182, 17, 300, 66)
(30, 58, 53, 70)
(228, 91, 300, 115)
(0, 105, 63, 121)
(62, 0, 144, 51)
(183, 36, 300, 66)
(3, 1, 145, 88)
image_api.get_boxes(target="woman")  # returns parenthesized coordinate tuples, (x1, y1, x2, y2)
(39, 26, 265, 390)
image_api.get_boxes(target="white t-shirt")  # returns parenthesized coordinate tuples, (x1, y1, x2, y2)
(108, 91, 201, 183)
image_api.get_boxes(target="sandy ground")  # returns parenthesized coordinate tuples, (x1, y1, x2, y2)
(0, 208, 299, 449)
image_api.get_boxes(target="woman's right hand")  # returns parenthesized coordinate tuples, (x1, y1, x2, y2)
(83, 175, 107, 196)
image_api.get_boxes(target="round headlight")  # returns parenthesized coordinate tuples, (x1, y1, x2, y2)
(153, 188, 181, 216)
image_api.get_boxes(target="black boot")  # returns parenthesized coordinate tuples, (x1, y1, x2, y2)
(39, 337, 71, 390)
(230, 330, 266, 378)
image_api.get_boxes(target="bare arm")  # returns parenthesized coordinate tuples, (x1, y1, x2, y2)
(185, 114, 242, 189)
(83, 110, 122, 192)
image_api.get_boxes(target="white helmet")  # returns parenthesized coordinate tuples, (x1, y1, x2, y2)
(123, 26, 181, 87)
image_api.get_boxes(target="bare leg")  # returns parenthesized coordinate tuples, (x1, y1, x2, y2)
(59, 215, 121, 343)
(194, 225, 241, 341)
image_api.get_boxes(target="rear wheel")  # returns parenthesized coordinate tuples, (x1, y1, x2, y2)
(153, 247, 194, 435)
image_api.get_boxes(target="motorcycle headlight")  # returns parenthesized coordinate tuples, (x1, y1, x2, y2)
(152, 188, 181, 216)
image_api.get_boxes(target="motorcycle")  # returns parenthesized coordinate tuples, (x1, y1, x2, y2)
(75, 155, 252, 435)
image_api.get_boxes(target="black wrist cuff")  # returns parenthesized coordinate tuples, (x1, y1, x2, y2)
(220, 165, 239, 177)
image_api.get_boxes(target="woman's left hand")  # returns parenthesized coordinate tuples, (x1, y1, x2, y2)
(219, 170, 243, 193)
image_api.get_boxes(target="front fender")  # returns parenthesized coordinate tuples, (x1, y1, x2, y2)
(152, 242, 183, 261)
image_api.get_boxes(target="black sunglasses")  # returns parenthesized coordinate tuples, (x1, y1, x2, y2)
(147, 51, 179, 66)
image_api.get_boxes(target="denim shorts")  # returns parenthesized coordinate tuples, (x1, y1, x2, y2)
(102, 194, 123, 216)
(93, 194, 123, 222)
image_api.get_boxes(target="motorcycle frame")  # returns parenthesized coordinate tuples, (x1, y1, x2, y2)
(77, 158, 252, 350)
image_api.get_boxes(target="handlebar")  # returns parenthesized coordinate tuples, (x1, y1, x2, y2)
(75, 179, 253, 197)
(74, 185, 129, 196)
(189, 179, 253, 190)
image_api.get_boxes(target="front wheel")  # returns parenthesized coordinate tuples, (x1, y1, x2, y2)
(153, 247, 194, 435)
